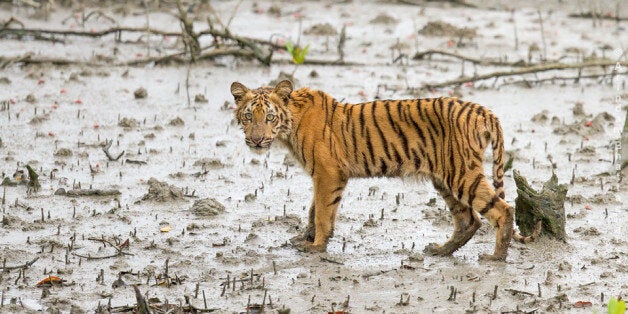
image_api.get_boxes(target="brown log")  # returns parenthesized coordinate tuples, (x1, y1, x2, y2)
(513, 170, 568, 241)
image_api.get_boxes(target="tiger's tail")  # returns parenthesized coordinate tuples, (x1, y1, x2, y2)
(489, 115, 541, 244)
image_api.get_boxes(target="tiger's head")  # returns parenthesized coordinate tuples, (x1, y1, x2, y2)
(230, 80, 294, 152)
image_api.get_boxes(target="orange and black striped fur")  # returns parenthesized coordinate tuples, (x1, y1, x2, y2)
(231, 80, 530, 261)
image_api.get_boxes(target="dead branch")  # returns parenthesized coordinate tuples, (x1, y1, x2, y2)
(25, 164, 40, 194)
(568, 12, 628, 21)
(103, 139, 124, 161)
(199, 28, 275, 66)
(72, 252, 132, 260)
(499, 71, 627, 88)
(57, 188, 121, 197)
(421, 60, 627, 89)
(0, 53, 99, 68)
(0, 256, 39, 271)
(413, 49, 527, 67)
(0, 26, 180, 39)
(505, 288, 536, 297)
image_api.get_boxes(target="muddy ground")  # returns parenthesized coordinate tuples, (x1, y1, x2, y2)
(0, 1, 626, 313)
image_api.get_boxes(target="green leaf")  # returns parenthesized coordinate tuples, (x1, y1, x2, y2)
(608, 297, 626, 314)
(285, 41, 294, 55)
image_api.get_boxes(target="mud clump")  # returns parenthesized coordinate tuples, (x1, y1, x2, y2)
(370, 13, 398, 25)
(572, 102, 587, 117)
(194, 94, 208, 103)
(190, 198, 225, 217)
(531, 110, 549, 123)
(304, 23, 338, 36)
(0, 77, 11, 84)
(553, 112, 615, 136)
(141, 178, 184, 202)
(193, 158, 225, 169)
(29, 114, 49, 125)
(168, 117, 185, 126)
(134, 87, 147, 99)
(118, 117, 139, 128)
(26, 94, 36, 103)
(54, 148, 73, 157)
(419, 21, 477, 38)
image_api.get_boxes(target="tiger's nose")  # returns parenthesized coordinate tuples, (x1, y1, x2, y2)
(250, 136, 264, 145)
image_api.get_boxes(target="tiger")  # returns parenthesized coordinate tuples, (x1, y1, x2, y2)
(230, 80, 537, 261)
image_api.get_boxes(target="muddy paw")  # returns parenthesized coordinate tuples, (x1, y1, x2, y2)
(423, 243, 446, 256)
(304, 227, 315, 242)
(292, 240, 326, 253)
(478, 253, 506, 262)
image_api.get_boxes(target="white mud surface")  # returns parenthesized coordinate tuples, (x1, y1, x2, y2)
(0, 1, 626, 313)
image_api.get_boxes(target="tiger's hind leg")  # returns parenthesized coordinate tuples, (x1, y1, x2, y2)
(424, 182, 482, 256)
(466, 176, 514, 261)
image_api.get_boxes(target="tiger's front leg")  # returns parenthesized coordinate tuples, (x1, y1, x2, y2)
(294, 169, 347, 253)
(290, 201, 316, 244)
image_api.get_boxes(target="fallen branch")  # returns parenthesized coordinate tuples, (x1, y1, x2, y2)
(72, 251, 133, 260)
(320, 256, 344, 265)
(0, 53, 99, 68)
(421, 60, 627, 89)
(0, 256, 39, 271)
(505, 288, 536, 297)
(499, 71, 628, 88)
(56, 188, 121, 197)
(568, 12, 628, 21)
(413, 49, 528, 67)
(102, 139, 124, 161)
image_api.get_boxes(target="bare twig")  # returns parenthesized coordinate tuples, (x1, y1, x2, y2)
(102, 139, 124, 161)
(413, 49, 527, 67)
(505, 288, 536, 297)
(421, 60, 627, 89)
(0, 256, 39, 271)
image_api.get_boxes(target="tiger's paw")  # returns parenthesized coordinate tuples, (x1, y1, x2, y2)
(423, 243, 450, 256)
(478, 253, 506, 262)
(290, 230, 315, 245)
(292, 240, 326, 253)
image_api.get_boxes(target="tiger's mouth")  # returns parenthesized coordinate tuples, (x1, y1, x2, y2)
(245, 137, 273, 152)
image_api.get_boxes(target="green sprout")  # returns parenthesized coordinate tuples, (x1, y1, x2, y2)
(285, 41, 309, 65)
(608, 297, 626, 314)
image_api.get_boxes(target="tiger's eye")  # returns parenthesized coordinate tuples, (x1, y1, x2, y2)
(266, 113, 275, 121)
(244, 113, 253, 120)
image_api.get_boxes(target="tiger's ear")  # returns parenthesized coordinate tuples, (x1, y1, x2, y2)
(273, 80, 293, 101)
(230, 82, 250, 103)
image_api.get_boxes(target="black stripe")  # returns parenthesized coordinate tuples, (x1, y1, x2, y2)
(386, 101, 411, 160)
(345, 105, 353, 133)
(365, 129, 375, 167)
(411, 148, 422, 170)
(379, 158, 388, 176)
(359, 103, 367, 137)
(467, 175, 484, 207)
(480, 195, 500, 215)
(328, 196, 342, 206)
(351, 116, 359, 163)
(457, 180, 465, 201)
(332, 186, 345, 193)
(407, 106, 426, 145)
(372, 101, 392, 161)
(362, 153, 371, 177)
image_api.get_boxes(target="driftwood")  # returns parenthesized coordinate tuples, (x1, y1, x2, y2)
(513, 170, 568, 241)
(413, 49, 528, 67)
(0, 23, 281, 66)
(421, 60, 627, 89)
(25, 164, 40, 194)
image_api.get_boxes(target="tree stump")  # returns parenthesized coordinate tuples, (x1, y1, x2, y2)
(513, 170, 568, 241)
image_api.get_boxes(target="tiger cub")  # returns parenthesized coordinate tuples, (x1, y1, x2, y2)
(230, 80, 527, 261)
